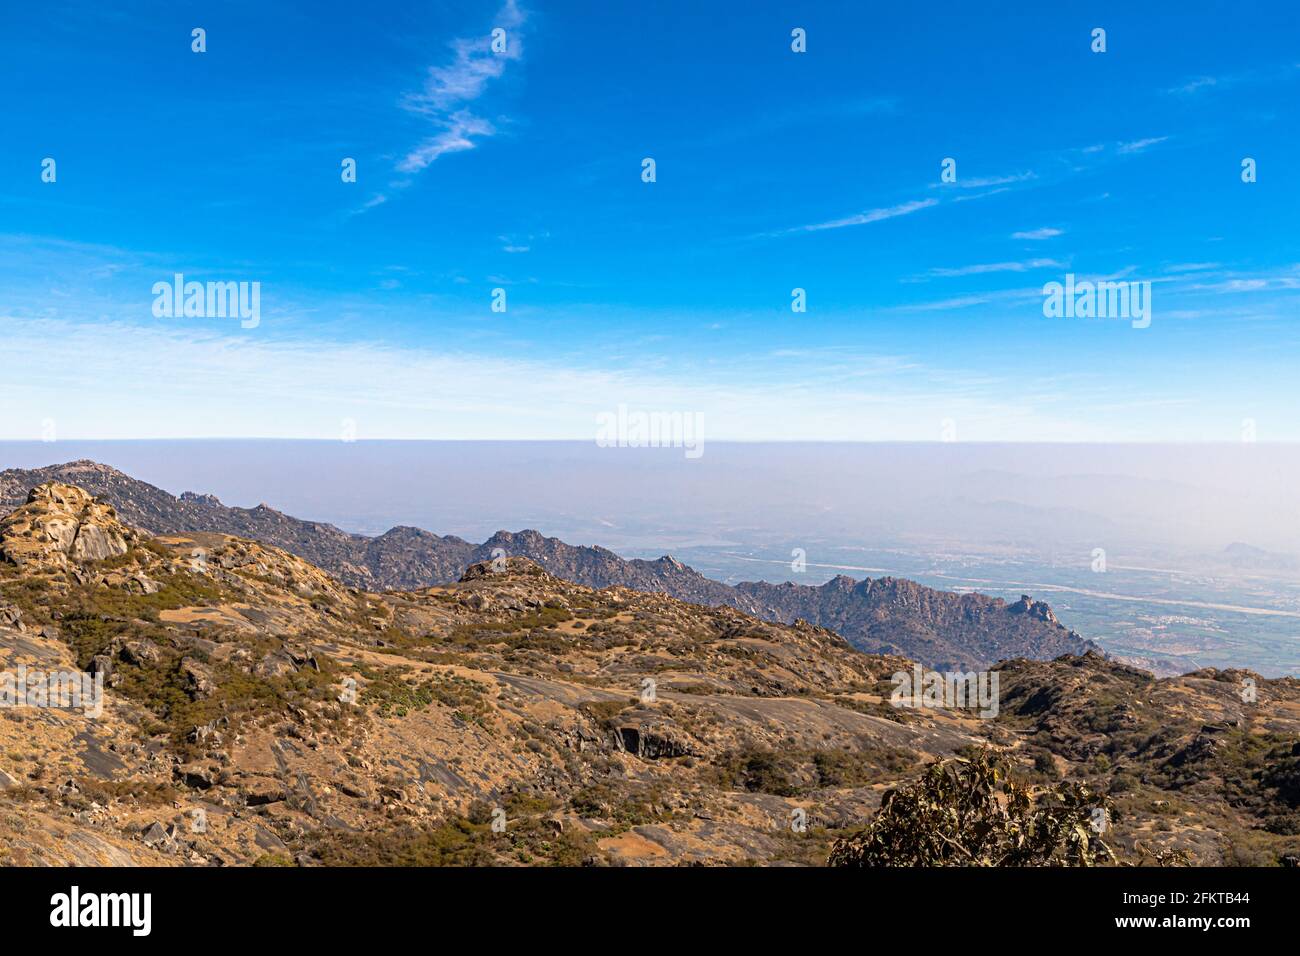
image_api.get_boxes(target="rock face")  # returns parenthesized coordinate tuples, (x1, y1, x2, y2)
(734, 578, 1093, 671)
(0, 482, 136, 570)
(0, 462, 1097, 670)
(1008, 593, 1058, 624)
(612, 718, 694, 759)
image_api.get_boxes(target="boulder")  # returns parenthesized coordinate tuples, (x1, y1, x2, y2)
(120, 639, 162, 667)
(0, 602, 23, 632)
(253, 651, 297, 679)
(242, 778, 287, 807)
(179, 658, 216, 700)
(140, 821, 178, 853)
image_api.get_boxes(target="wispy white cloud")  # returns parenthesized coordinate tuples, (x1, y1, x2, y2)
(952, 187, 1014, 203)
(1117, 136, 1169, 154)
(1169, 264, 1300, 295)
(939, 171, 1036, 189)
(1222, 278, 1269, 291)
(781, 198, 938, 235)
(924, 258, 1066, 278)
(366, 0, 526, 201)
(499, 231, 545, 253)
(0, 312, 1068, 442)
(347, 193, 389, 218)
(762, 166, 1041, 241)
(398, 110, 497, 173)
(1081, 265, 1140, 282)
(1164, 63, 1300, 96)
(1011, 227, 1063, 241)
(347, 3, 525, 216)
(1167, 76, 1219, 95)
(891, 294, 991, 312)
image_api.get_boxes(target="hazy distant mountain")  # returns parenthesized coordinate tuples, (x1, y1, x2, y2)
(733, 578, 1090, 671)
(0, 461, 1097, 670)
(1220, 542, 1298, 572)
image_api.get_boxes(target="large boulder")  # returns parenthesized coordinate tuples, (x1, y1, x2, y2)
(0, 602, 24, 632)
(0, 482, 138, 570)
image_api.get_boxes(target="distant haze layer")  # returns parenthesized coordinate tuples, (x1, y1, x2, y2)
(0, 440, 1295, 559)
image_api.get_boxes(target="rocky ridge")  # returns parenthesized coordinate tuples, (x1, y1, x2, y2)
(0, 462, 1096, 670)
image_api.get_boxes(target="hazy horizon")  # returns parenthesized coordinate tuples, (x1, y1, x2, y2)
(4, 438, 1298, 551)
(5, 438, 1299, 677)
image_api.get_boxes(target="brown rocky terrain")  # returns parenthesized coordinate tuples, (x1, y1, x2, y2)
(0, 480, 1296, 867)
(0, 462, 1095, 670)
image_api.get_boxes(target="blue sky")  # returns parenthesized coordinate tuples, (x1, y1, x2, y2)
(1, 0, 1297, 441)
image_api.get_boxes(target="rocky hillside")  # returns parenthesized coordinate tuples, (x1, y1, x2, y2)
(1, 480, 1297, 867)
(0, 462, 1095, 670)
(735, 578, 1093, 671)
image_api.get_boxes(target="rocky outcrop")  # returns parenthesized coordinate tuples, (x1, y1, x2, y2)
(0, 482, 137, 570)
(1008, 593, 1058, 624)
(607, 709, 696, 760)
(0, 602, 24, 632)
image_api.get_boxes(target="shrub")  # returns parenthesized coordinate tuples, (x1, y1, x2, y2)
(829, 750, 1116, 867)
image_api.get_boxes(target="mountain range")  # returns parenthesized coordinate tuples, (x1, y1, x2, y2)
(1, 477, 1296, 866)
(0, 461, 1096, 671)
